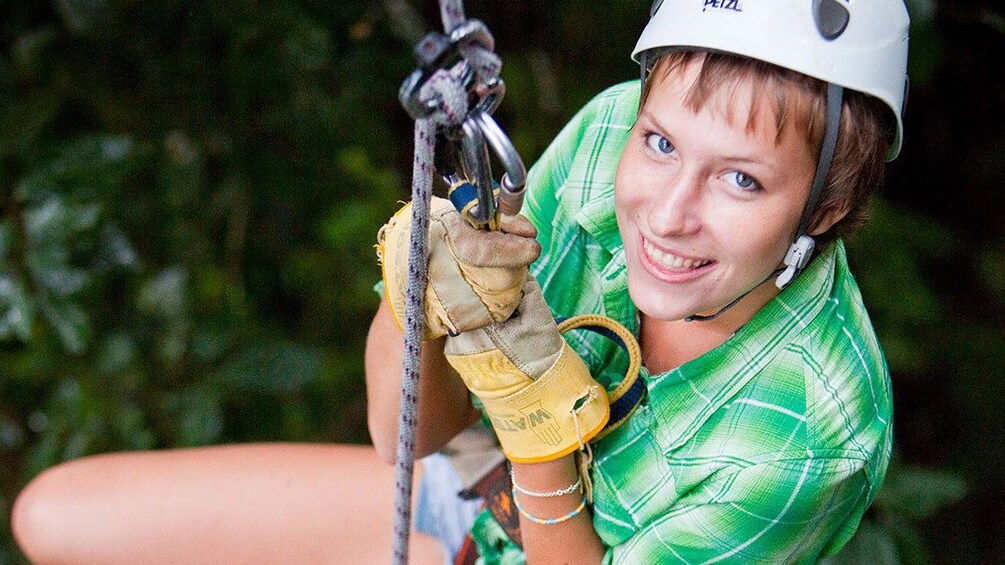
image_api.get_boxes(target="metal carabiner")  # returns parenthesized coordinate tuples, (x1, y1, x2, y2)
(451, 110, 527, 228)
(397, 15, 525, 229)
(470, 110, 526, 216)
(458, 116, 496, 226)
(398, 19, 496, 120)
(449, 19, 494, 53)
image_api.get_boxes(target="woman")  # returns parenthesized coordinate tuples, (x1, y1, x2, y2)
(13, 1, 910, 563)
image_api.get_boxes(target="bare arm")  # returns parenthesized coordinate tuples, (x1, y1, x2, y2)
(12, 444, 449, 564)
(365, 299, 482, 463)
(511, 457, 606, 565)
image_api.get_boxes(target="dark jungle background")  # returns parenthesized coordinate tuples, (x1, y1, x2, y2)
(1, 1, 1001, 562)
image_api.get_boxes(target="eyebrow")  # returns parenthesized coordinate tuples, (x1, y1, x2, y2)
(637, 110, 780, 174)
(636, 110, 661, 129)
(719, 154, 778, 174)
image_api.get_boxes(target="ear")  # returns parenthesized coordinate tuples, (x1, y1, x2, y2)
(808, 204, 850, 237)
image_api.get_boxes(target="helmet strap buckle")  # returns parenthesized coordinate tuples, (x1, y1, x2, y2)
(776, 235, 816, 289)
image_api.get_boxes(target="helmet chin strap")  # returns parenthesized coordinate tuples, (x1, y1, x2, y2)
(684, 268, 784, 322)
(686, 83, 844, 323)
(775, 82, 844, 289)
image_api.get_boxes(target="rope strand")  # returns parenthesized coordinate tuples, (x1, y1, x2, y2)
(390, 118, 435, 565)
(391, 2, 504, 562)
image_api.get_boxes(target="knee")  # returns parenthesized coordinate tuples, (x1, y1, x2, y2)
(409, 532, 451, 565)
(12, 464, 79, 564)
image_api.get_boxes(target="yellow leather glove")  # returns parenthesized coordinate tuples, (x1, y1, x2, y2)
(376, 197, 541, 340)
(445, 278, 610, 464)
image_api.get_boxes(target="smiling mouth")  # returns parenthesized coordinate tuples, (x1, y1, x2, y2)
(642, 238, 713, 271)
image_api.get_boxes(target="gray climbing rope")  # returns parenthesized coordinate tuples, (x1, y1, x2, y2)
(390, 117, 433, 565)
(390, 2, 509, 563)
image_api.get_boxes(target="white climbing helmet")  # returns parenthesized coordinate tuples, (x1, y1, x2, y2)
(634, 0, 910, 160)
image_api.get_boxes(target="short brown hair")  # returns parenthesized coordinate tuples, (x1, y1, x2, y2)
(641, 51, 892, 246)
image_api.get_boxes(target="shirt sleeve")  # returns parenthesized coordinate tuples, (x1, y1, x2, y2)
(522, 83, 635, 255)
(521, 98, 591, 257)
(603, 456, 873, 564)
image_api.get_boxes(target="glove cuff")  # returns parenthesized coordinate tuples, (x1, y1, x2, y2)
(467, 342, 610, 464)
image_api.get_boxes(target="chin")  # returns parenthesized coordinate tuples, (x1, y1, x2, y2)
(626, 277, 698, 322)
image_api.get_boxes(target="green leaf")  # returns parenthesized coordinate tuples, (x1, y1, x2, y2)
(54, 0, 112, 36)
(217, 341, 322, 392)
(17, 135, 134, 201)
(94, 224, 139, 270)
(38, 296, 90, 354)
(160, 388, 224, 447)
(882, 514, 932, 565)
(0, 415, 26, 451)
(875, 466, 968, 521)
(23, 196, 73, 249)
(10, 26, 58, 77)
(849, 200, 959, 373)
(320, 199, 376, 247)
(0, 93, 61, 155)
(137, 267, 188, 319)
(28, 264, 90, 297)
(95, 333, 138, 373)
(0, 272, 36, 342)
(822, 519, 900, 565)
(905, 0, 943, 87)
(977, 248, 1005, 306)
(334, 146, 402, 202)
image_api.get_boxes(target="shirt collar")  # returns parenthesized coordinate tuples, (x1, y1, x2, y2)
(577, 188, 622, 254)
(576, 187, 640, 337)
(642, 242, 843, 451)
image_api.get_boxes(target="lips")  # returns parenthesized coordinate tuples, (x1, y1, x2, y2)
(637, 236, 716, 284)
(642, 238, 712, 271)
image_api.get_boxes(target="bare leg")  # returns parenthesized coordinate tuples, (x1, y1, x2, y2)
(11, 444, 447, 564)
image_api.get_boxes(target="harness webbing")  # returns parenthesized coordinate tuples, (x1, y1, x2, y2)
(391, 2, 500, 563)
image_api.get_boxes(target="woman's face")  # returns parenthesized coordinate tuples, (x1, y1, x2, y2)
(615, 59, 818, 324)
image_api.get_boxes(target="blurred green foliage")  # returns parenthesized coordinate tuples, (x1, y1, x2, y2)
(1, 0, 1002, 563)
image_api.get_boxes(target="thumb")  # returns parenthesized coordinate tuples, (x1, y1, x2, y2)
(442, 214, 541, 268)
(482, 279, 563, 380)
(498, 213, 538, 239)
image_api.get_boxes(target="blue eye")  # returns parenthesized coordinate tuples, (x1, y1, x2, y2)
(725, 171, 761, 192)
(645, 133, 674, 155)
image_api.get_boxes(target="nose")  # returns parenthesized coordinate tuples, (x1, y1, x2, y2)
(647, 168, 703, 237)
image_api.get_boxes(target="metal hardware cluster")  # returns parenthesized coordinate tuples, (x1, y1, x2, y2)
(399, 19, 526, 228)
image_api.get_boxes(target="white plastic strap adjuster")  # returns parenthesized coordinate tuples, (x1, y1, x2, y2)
(775, 235, 816, 289)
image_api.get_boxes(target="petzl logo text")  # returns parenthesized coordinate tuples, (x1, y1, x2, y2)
(703, 0, 742, 12)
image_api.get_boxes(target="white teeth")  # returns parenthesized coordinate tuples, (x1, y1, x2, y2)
(644, 240, 708, 270)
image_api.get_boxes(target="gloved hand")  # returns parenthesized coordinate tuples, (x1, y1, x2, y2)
(377, 196, 541, 341)
(445, 278, 610, 464)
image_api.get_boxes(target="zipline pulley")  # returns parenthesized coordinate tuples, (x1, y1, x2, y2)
(398, 19, 526, 229)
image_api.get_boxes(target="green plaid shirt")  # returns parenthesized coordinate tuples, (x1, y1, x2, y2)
(470, 82, 893, 564)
